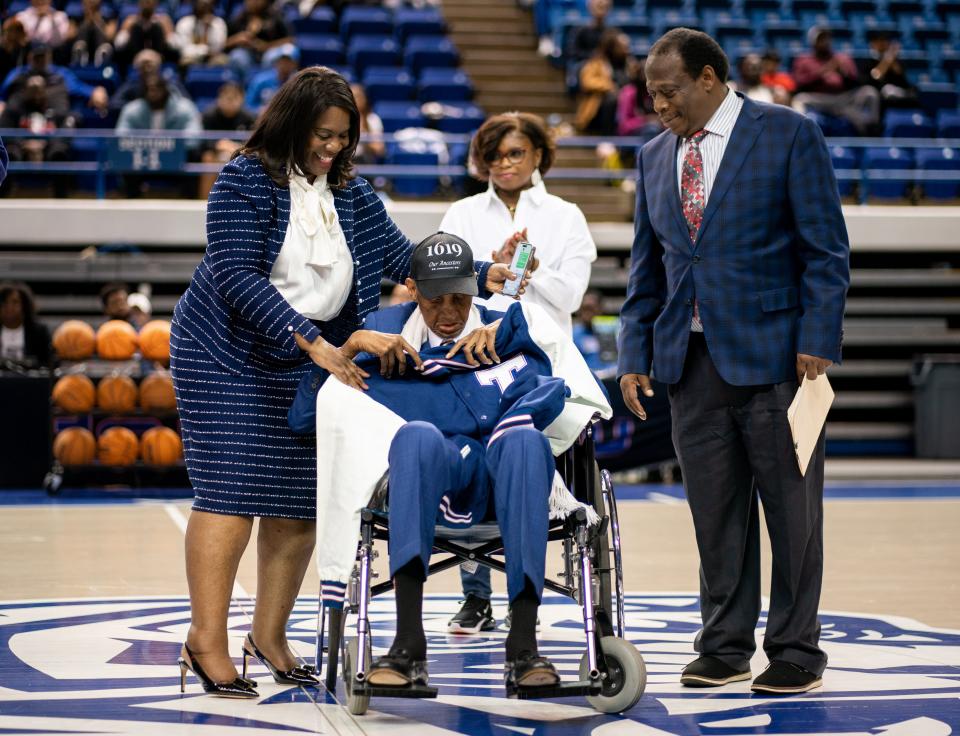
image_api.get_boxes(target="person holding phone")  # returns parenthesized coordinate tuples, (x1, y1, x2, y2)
(438, 111, 597, 634)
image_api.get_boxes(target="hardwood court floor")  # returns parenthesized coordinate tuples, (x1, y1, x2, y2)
(2, 495, 957, 628)
(1, 489, 958, 736)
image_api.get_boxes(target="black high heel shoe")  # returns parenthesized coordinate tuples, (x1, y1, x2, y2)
(242, 633, 320, 686)
(178, 643, 258, 698)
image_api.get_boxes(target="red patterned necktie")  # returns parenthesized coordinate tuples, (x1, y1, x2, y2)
(681, 129, 708, 330)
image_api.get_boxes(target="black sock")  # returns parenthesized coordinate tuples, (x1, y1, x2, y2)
(391, 560, 426, 660)
(505, 579, 540, 661)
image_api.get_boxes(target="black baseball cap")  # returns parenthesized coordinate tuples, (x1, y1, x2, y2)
(410, 232, 478, 300)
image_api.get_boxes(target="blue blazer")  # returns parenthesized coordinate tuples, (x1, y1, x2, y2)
(617, 94, 850, 386)
(174, 155, 491, 374)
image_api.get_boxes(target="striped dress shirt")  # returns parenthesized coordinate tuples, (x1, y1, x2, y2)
(675, 87, 744, 203)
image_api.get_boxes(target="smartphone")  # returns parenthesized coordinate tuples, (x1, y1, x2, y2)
(501, 241, 535, 298)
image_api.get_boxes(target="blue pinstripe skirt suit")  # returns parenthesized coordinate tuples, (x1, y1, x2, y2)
(170, 155, 417, 519)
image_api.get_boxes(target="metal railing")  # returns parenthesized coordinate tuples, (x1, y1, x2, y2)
(2, 128, 959, 203)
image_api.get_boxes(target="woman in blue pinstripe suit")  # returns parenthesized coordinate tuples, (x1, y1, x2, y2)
(170, 67, 516, 696)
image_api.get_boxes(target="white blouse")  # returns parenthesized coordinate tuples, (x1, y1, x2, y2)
(271, 174, 355, 322)
(439, 178, 596, 334)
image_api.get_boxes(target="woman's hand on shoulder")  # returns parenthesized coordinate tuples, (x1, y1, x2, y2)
(445, 320, 501, 366)
(295, 333, 370, 390)
(342, 329, 423, 377)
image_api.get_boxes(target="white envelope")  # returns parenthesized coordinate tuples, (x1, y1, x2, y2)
(787, 374, 835, 476)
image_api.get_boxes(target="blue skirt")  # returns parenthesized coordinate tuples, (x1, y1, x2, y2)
(170, 321, 316, 519)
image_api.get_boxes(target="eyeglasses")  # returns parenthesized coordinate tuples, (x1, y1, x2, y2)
(484, 147, 528, 167)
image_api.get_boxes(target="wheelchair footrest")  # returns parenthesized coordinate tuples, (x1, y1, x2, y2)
(353, 682, 439, 699)
(506, 679, 602, 700)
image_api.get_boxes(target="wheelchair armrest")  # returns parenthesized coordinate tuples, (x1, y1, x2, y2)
(368, 470, 389, 512)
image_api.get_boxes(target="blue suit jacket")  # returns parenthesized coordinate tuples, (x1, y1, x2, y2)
(174, 155, 491, 374)
(617, 94, 850, 386)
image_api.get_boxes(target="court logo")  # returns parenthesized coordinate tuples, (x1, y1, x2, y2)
(0, 594, 957, 735)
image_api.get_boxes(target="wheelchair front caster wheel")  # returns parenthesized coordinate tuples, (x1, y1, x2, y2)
(344, 638, 371, 715)
(578, 636, 646, 713)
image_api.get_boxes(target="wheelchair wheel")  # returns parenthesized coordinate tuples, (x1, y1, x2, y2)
(578, 636, 646, 714)
(343, 638, 371, 715)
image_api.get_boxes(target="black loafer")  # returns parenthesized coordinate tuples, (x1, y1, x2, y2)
(366, 649, 429, 687)
(751, 660, 822, 694)
(504, 652, 560, 689)
(680, 655, 751, 687)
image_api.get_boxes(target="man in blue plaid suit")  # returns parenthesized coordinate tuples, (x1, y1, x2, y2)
(618, 29, 850, 695)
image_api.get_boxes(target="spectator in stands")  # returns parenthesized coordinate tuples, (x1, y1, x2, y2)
(114, 0, 180, 69)
(199, 80, 255, 197)
(617, 56, 659, 138)
(621, 27, 848, 695)
(225, 0, 293, 78)
(351, 82, 384, 164)
(1, 19, 30, 87)
(791, 26, 880, 134)
(69, 0, 116, 67)
(245, 42, 299, 114)
(1, 41, 108, 118)
(174, 0, 228, 68)
(856, 30, 917, 111)
(100, 282, 130, 321)
(566, 0, 613, 65)
(760, 50, 794, 105)
(168, 65, 519, 697)
(0, 281, 51, 368)
(575, 29, 631, 134)
(116, 73, 202, 196)
(16, 0, 73, 61)
(109, 48, 189, 112)
(438, 110, 596, 633)
(127, 291, 153, 329)
(735, 53, 773, 103)
(0, 74, 74, 196)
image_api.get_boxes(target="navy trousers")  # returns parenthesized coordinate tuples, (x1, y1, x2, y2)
(387, 421, 554, 602)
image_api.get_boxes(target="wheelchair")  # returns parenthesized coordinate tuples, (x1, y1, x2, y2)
(314, 423, 647, 715)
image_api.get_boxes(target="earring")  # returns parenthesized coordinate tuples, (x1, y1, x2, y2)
(531, 168, 543, 186)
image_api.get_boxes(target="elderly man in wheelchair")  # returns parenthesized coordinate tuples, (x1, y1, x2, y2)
(290, 232, 627, 704)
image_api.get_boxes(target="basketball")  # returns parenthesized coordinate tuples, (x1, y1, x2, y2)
(139, 372, 176, 411)
(96, 320, 139, 360)
(51, 374, 96, 413)
(97, 374, 138, 413)
(139, 320, 172, 363)
(52, 427, 96, 465)
(96, 426, 139, 466)
(52, 320, 96, 360)
(140, 426, 182, 465)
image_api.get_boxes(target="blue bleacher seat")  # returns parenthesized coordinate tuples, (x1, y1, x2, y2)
(387, 149, 439, 196)
(298, 34, 345, 67)
(70, 65, 120, 94)
(804, 110, 857, 137)
(917, 82, 960, 116)
(936, 111, 960, 138)
(292, 7, 336, 36)
(839, 0, 877, 14)
(916, 147, 960, 199)
(761, 18, 804, 45)
(863, 146, 914, 199)
(792, 0, 830, 14)
(695, 0, 735, 10)
(651, 10, 702, 36)
(711, 15, 755, 47)
(184, 66, 237, 100)
(743, 0, 780, 13)
(64, 0, 84, 19)
(340, 5, 393, 40)
(404, 36, 459, 75)
(830, 145, 859, 197)
(418, 68, 473, 103)
(394, 8, 446, 43)
(886, 0, 925, 17)
(435, 102, 485, 134)
(362, 67, 416, 103)
(901, 16, 950, 44)
(609, 10, 653, 39)
(934, 0, 960, 21)
(347, 35, 400, 76)
(374, 101, 425, 132)
(884, 110, 935, 138)
(6, 0, 30, 14)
